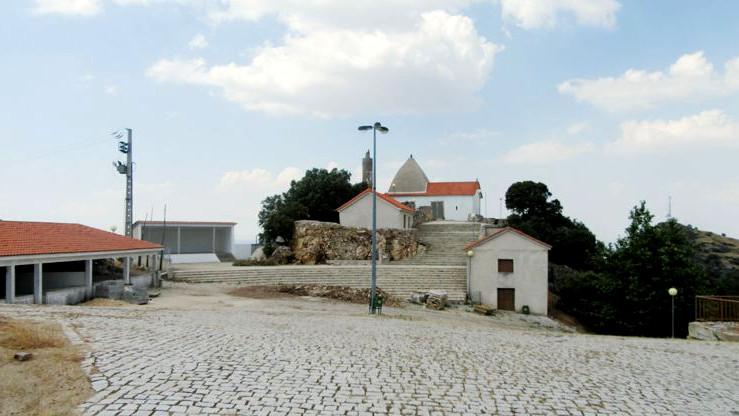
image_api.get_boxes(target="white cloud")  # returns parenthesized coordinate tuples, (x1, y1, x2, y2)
(205, 1, 474, 28)
(326, 161, 339, 171)
(559, 51, 739, 112)
(607, 109, 739, 155)
(103, 84, 118, 95)
(501, 0, 620, 29)
(567, 121, 588, 135)
(440, 128, 497, 145)
(148, 11, 502, 117)
(188, 33, 208, 50)
(32, 0, 101, 16)
(217, 167, 302, 192)
(499, 140, 594, 164)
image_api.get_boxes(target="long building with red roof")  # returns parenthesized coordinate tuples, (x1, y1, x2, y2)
(1, 220, 162, 305)
(386, 155, 482, 221)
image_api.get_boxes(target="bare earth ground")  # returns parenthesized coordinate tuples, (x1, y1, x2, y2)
(0, 316, 92, 415)
(0, 282, 738, 415)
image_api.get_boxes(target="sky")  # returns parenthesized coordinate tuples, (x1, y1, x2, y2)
(2, 0, 739, 244)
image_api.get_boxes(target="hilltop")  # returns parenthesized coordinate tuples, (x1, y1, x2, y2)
(684, 226, 739, 294)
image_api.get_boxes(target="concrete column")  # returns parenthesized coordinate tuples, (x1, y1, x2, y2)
(85, 259, 93, 299)
(5, 265, 15, 304)
(33, 263, 43, 304)
(177, 227, 181, 254)
(212, 227, 216, 253)
(152, 254, 159, 287)
(123, 257, 131, 285)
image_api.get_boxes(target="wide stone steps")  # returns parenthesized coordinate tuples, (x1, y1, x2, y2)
(172, 265, 467, 302)
(417, 223, 482, 233)
(392, 222, 481, 267)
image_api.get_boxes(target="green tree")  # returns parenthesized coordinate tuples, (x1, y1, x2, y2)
(505, 181, 603, 270)
(558, 202, 710, 337)
(258, 168, 366, 246)
(506, 181, 564, 220)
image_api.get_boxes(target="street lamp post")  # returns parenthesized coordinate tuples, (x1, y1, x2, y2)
(668, 287, 678, 338)
(466, 250, 474, 304)
(358, 122, 389, 314)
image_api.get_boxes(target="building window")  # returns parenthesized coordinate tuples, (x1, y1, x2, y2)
(498, 259, 514, 273)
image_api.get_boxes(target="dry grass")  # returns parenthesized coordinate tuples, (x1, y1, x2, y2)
(695, 230, 739, 267)
(0, 315, 93, 415)
(548, 292, 589, 333)
(0, 319, 68, 350)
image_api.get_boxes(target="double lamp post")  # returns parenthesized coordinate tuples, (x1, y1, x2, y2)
(358, 122, 389, 314)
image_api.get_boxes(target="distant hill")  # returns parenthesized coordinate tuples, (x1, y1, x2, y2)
(682, 226, 739, 294)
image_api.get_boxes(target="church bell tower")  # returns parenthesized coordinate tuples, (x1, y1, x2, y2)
(362, 150, 372, 186)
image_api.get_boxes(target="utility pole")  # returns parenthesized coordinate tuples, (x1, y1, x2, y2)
(113, 128, 133, 237)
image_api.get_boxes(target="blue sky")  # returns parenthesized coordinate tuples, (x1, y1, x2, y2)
(2, 0, 739, 244)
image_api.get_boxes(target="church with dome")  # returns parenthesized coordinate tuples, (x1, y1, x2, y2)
(386, 155, 482, 222)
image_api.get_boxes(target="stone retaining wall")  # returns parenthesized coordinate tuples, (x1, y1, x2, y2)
(292, 220, 423, 265)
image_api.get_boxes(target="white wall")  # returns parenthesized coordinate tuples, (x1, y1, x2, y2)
(394, 194, 480, 221)
(468, 231, 549, 314)
(137, 225, 234, 254)
(339, 194, 411, 229)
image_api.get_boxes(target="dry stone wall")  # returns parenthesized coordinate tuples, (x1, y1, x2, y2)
(292, 220, 423, 264)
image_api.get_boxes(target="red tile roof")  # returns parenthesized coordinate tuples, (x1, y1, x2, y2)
(336, 189, 415, 213)
(0, 221, 162, 258)
(388, 181, 480, 197)
(134, 221, 237, 226)
(463, 227, 552, 251)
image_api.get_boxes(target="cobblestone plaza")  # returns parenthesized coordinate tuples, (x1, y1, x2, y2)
(2, 288, 738, 415)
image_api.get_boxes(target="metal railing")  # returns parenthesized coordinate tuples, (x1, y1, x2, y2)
(695, 296, 739, 322)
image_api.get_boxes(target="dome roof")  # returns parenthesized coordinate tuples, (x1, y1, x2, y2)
(388, 155, 429, 193)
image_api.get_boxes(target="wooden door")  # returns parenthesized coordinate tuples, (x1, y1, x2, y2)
(497, 288, 515, 311)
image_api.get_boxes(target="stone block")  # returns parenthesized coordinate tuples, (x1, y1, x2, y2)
(123, 284, 149, 305)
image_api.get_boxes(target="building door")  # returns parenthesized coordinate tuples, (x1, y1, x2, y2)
(431, 201, 444, 219)
(497, 288, 515, 311)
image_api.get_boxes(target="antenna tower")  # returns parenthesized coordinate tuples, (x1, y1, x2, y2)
(113, 128, 133, 236)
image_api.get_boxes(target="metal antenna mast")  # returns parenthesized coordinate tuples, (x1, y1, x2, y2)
(113, 128, 133, 236)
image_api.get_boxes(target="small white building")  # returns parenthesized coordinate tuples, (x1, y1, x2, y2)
(464, 227, 550, 315)
(133, 221, 236, 263)
(386, 155, 482, 221)
(337, 189, 415, 230)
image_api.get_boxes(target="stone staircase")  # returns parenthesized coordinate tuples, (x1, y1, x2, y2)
(171, 264, 467, 302)
(394, 221, 482, 266)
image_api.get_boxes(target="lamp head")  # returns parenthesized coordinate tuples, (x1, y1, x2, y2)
(467, 250, 474, 257)
(668, 287, 678, 296)
(358, 125, 373, 131)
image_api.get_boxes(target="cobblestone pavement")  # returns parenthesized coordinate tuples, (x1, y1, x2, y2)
(2, 288, 738, 416)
